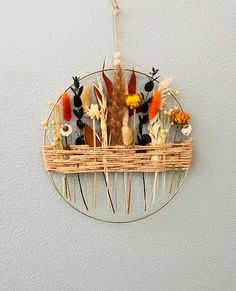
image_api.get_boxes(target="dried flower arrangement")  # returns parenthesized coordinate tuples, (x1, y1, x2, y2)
(41, 0, 193, 222)
(42, 64, 192, 220)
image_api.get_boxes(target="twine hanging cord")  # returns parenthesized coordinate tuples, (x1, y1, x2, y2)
(112, 0, 121, 64)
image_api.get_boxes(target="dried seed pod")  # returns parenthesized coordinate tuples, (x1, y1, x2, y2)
(122, 126, 134, 146)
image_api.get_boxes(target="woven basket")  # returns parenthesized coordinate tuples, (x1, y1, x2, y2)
(43, 140, 192, 173)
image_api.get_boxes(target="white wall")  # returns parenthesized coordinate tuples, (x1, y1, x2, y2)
(0, 0, 236, 290)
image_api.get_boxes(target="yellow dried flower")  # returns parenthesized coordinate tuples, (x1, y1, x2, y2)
(170, 110, 190, 125)
(41, 118, 48, 129)
(124, 93, 143, 109)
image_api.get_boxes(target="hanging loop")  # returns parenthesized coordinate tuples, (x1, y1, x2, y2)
(112, 0, 120, 15)
(111, 0, 121, 64)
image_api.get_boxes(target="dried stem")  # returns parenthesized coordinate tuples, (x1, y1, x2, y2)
(95, 83, 115, 211)
(78, 174, 88, 211)
(152, 173, 158, 204)
(127, 174, 132, 214)
(93, 118, 97, 208)
(103, 173, 115, 213)
(169, 125, 179, 194)
(142, 172, 147, 211)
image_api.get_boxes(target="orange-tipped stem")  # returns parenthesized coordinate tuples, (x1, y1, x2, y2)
(149, 90, 162, 120)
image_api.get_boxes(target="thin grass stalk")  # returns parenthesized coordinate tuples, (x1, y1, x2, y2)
(148, 113, 161, 204)
(62, 174, 67, 199)
(127, 174, 132, 214)
(161, 109, 166, 196)
(126, 109, 136, 214)
(85, 173, 88, 206)
(114, 173, 118, 212)
(92, 118, 97, 208)
(102, 173, 115, 213)
(152, 173, 158, 203)
(66, 176, 71, 201)
(176, 137, 184, 189)
(95, 83, 114, 212)
(124, 173, 128, 212)
(142, 172, 147, 211)
(73, 175, 76, 203)
(169, 125, 179, 194)
(78, 174, 88, 211)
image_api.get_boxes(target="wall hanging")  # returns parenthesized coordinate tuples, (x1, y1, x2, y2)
(42, 0, 193, 223)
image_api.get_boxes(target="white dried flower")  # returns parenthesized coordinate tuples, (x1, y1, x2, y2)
(181, 125, 192, 136)
(60, 124, 72, 137)
(86, 104, 100, 120)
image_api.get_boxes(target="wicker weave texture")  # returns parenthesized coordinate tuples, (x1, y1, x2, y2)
(42, 140, 192, 173)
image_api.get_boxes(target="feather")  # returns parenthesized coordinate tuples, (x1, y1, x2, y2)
(107, 63, 128, 145)
(128, 69, 136, 94)
(81, 85, 90, 112)
(149, 90, 162, 121)
(62, 92, 72, 122)
(158, 78, 172, 96)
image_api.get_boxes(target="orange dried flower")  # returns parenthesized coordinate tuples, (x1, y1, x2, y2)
(170, 110, 190, 125)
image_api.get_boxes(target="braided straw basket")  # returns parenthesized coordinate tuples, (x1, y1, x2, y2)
(43, 141, 192, 173)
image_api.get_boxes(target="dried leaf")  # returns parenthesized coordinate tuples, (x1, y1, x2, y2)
(139, 123, 143, 135)
(102, 61, 113, 98)
(142, 134, 151, 144)
(142, 114, 149, 124)
(74, 95, 82, 108)
(73, 109, 81, 119)
(145, 80, 154, 92)
(76, 137, 85, 145)
(72, 76, 80, 89)
(94, 85, 103, 103)
(78, 86, 84, 97)
(76, 120, 85, 129)
(128, 69, 136, 94)
(83, 124, 101, 147)
(141, 102, 148, 113)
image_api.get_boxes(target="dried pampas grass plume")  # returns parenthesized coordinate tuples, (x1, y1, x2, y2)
(122, 109, 134, 146)
(62, 92, 72, 122)
(122, 126, 134, 147)
(81, 85, 90, 112)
